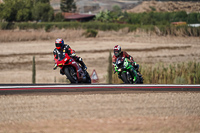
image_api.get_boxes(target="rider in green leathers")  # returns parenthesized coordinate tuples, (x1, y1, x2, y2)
(112, 45, 138, 82)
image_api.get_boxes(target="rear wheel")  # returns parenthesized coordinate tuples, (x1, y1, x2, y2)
(121, 72, 133, 84)
(84, 71, 91, 84)
(138, 75, 143, 84)
(64, 66, 78, 83)
(137, 71, 143, 84)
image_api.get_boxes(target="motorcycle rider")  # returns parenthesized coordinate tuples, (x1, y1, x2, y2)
(112, 45, 138, 82)
(53, 38, 87, 74)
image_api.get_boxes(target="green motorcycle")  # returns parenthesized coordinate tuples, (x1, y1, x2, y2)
(114, 57, 143, 84)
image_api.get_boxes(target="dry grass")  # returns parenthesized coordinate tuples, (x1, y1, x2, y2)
(112, 61, 200, 84)
(0, 29, 85, 42)
(0, 29, 199, 83)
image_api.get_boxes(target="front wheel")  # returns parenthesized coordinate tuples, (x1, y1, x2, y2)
(121, 72, 133, 84)
(64, 66, 78, 83)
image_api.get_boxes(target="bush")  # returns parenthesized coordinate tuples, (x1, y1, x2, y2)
(54, 12, 65, 22)
(32, 2, 54, 22)
(83, 29, 98, 37)
(45, 24, 52, 32)
(0, 22, 199, 37)
(0, 22, 15, 29)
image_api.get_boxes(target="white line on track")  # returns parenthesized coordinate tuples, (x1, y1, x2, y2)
(0, 84, 200, 89)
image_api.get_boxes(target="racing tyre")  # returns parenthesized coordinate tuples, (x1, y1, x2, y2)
(137, 71, 143, 84)
(139, 76, 143, 84)
(64, 66, 78, 83)
(84, 71, 91, 84)
(121, 72, 133, 84)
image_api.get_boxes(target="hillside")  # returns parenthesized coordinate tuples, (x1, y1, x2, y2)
(50, 0, 200, 13)
(126, 1, 200, 13)
(51, 0, 140, 13)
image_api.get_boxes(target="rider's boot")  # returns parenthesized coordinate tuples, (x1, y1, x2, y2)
(80, 61, 87, 81)
(76, 57, 87, 71)
(130, 68, 138, 83)
(60, 69, 65, 75)
(118, 75, 122, 80)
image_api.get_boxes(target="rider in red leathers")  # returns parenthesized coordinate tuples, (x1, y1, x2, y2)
(112, 45, 139, 81)
(53, 38, 87, 74)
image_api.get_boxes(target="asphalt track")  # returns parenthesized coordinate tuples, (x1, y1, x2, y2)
(0, 84, 200, 95)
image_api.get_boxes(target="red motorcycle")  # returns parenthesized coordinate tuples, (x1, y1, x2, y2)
(55, 53, 91, 84)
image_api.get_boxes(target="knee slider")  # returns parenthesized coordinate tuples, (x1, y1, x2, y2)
(79, 57, 82, 62)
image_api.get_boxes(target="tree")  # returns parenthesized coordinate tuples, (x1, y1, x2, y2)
(107, 51, 113, 84)
(32, 56, 36, 84)
(112, 5, 121, 15)
(95, 10, 111, 22)
(170, 11, 188, 22)
(32, 2, 54, 22)
(54, 12, 65, 22)
(34, 0, 50, 3)
(0, 4, 4, 21)
(0, 0, 54, 22)
(110, 5, 124, 22)
(60, 0, 76, 12)
(0, 0, 33, 22)
(187, 13, 199, 24)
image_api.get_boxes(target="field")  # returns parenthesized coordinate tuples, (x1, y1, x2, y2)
(1, 1, 200, 132)
(0, 92, 200, 133)
(0, 27, 200, 133)
(0, 29, 199, 83)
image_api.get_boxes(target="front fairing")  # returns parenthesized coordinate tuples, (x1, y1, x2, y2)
(56, 53, 85, 81)
(57, 54, 69, 67)
(114, 58, 133, 74)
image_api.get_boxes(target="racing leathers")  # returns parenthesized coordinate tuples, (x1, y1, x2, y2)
(112, 51, 134, 64)
(53, 44, 87, 74)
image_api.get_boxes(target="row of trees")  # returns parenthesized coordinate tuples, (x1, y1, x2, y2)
(0, 0, 76, 22)
(60, 0, 76, 12)
(151, 0, 199, 1)
(95, 5, 200, 25)
(0, 0, 54, 22)
(1, 0, 200, 25)
(127, 11, 200, 25)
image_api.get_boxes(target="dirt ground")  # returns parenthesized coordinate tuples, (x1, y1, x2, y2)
(0, 29, 200, 132)
(0, 29, 199, 83)
(0, 92, 200, 133)
(1, 1, 200, 132)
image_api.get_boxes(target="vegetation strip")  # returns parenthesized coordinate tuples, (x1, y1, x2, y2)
(0, 45, 191, 57)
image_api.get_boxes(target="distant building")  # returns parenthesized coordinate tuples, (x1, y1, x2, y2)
(171, 22, 187, 26)
(62, 12, 95, 22)
(188, 24, 200, 27)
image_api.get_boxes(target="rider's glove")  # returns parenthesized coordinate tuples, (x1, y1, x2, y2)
(53, 64, 57, 70)
(131, 61, 136, 66)
(83, 66, 87, 70)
